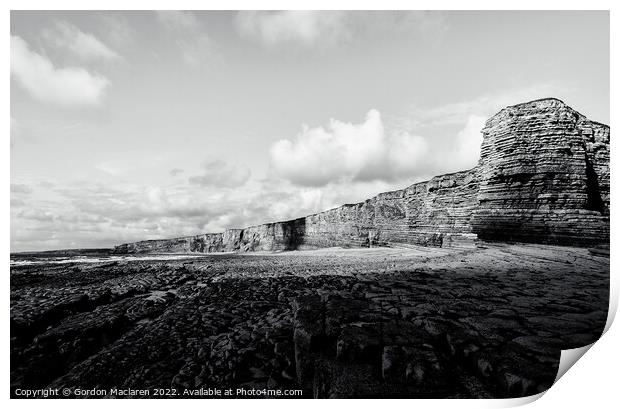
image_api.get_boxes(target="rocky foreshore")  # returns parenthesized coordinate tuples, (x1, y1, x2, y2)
(10, 244, 609, 398)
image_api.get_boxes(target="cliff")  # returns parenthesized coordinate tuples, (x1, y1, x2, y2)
(113, 98, 609, 254)
(472, 98, 609, 245)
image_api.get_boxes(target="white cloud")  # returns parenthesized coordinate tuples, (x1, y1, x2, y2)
(11, 35, 109, 106)
(453, 115, 487, 170)
(270, 109, 428, 187)
(235, 11, 448, 48)
(188, 160, 251, 188)
(235, 11, 348, 47)
(270, 103, 494, 187)
(42, 21, 119, 62)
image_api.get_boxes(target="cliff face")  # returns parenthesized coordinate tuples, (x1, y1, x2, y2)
(472, 98, 610, 245)
(113, 98, 609, 254)
(113, 169, 480, 254)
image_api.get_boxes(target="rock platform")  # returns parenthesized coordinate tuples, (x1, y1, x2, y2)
(10, 244, 609, 398)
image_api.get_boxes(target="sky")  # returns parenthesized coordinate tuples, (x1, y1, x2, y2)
(10, 10, 609, 252)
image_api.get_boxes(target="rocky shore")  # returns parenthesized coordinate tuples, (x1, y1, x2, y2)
(10, 243, 609, 398)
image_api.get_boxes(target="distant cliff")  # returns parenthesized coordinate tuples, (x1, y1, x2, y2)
(113, 98, 609, 254)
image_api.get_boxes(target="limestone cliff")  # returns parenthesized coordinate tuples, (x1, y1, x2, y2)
(472, 98, 609, 245)
(113, 98, 609, 254)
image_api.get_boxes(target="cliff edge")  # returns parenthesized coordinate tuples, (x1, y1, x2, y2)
(114, 98, 610, 254)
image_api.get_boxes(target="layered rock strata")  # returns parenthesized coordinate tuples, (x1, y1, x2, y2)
(114, 98, 609, 254)
(472, 99, 609, 245)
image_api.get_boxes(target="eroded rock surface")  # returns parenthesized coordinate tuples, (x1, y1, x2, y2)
(11, 244, 609, 398)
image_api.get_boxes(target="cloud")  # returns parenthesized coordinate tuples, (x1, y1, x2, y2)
(188, 160, 251, 188)
(42, 21, 119, 62)
(452, 115, 487, 169)
(235, 11, 348, 47)
(270, 109, 428, 187)
(379, 84, 568, 174)
(235, 11, 448, 47)
(15, 208, 56, 223)
(10, 175, 389, 251)
(11, 198, 26, 207)
(10, 180, 257, 251)
(11, 35, 109, 106)
(11, 183, 33, 194)
(9, 98, 494, 252)
(56, 184, 212, 223)
(154, 11, 219, 67)
(11, 171, 435, 252)
(170, 168, 185, 177)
